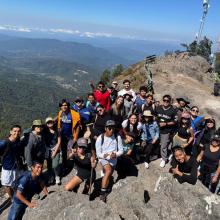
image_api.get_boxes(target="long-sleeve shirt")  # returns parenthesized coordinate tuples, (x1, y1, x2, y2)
(170, 156, 198, 185)
(141, 121, 160, 143)
(95, 134, 123, 159)
(93, 90, 111, 111)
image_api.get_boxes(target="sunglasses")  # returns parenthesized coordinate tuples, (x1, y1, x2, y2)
(191, 109, 199, 113)
(98, 85, 104, 88)
(163, 99, 170, 102)
(106, 126, 115, 130)
(97, 109, 103, 112)
(182, 117, 190, 120)
(75, 100, 83, 103)
(78, 146, 86, 149)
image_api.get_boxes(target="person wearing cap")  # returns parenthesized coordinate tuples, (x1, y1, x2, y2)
(44, 117, 61, 185)
(57, 99, 80, 169)
(197, 134, 220, 193)
(172, 112, 194, 155)
(118, 79, 136, 102)
(90, 81, 111, 111)
(0, 125, 23, 200)
(170, 146, 198, 185)
(155, 94, 178, 168)
(95, 120, 123, 202)
(25, 120, 46, 169)
(64, 138, 96, 194)
(140, 110, 160, 169)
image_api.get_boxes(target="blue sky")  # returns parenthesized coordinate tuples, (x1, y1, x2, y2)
(0, 0, 219, 43)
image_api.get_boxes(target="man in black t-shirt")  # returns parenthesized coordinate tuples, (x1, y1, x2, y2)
(156, 95, 178, 168)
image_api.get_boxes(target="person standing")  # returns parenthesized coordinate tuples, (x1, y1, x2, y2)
(25, 120, 45, 169)
(0, 125, 23, 200)
(44, 117, 62, 185)
(57, 99, 80, 169)
(90, 81, 111, 111)
(118, 79, 136, 101)
(156, 95, 178, 168)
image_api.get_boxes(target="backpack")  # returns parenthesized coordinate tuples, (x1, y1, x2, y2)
(100, 133, 119, 152)
(11, 171, 31, 192)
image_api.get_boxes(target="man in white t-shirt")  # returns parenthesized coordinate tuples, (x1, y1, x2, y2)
(95, 120, 123, 202)
(118, 79, 136, 101)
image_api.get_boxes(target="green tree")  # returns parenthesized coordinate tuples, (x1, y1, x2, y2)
(100, 69, 111, 84)
(215, 52, 220, 74)
(112, 64, 124, 78)
(181, 36, 212, 62)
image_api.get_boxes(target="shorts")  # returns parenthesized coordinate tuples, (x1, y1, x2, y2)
(99, 158, 117, 168)
(1, 167, 17, 187)
(76, 170, 96, 183)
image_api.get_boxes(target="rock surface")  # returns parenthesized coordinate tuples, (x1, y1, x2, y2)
(2, 160, 220, 220)
(116, 53, 220, 126)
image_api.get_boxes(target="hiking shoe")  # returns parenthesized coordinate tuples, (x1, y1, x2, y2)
(160, 159, 166, 168)
(100, 193, 107, 203)
(55, 176, 61, 185)
(144, 162, 149, 169)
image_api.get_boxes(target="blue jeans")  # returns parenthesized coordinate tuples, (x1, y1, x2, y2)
(7, 202, 26, 220)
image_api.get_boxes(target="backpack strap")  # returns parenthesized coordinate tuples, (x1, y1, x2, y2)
(101, 133, 119, 152)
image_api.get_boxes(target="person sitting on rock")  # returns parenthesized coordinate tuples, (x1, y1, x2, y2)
(116, 131, 137, 180)
(7, 161, 48, 220)
(95, 120, 123, 202)
(170, 146, 198, 185)
(65, 138, 96, 194)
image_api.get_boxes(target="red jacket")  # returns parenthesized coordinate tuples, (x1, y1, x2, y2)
(93, 90, 111, 111)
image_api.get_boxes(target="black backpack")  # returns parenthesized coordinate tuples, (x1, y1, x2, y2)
(100, 133, 119, 151)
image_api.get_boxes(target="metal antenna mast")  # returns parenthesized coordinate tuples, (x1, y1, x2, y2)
(196, 0, 210, 42)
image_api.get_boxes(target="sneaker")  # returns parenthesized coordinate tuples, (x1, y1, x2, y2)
(144, 162, 149, 169)
(55, 176, 61, 185)
(160, 159, 166, 168)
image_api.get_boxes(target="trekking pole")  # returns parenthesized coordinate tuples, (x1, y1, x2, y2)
(88, 167, 94, 200)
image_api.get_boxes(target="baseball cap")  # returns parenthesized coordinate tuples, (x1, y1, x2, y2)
(77, 137, 88, 147)
(105, 120, 116, 127)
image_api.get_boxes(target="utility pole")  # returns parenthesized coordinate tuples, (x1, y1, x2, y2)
(196, 0, 210, 42)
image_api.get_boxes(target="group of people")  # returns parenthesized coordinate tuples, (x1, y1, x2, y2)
(1, 79, 220, 220)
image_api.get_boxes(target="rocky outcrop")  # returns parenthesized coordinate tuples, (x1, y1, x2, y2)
(116, 54, 220, 126)
(2, 160, 219, 220)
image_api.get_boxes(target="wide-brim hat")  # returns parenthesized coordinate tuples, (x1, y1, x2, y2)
(176, 97, 190, 105)
(45, 117, 53, 124)
(143, 110, 153, 117)
(32, 119, 42, 126)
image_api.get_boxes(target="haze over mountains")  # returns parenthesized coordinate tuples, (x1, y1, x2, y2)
(0, 32, 181, 137)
